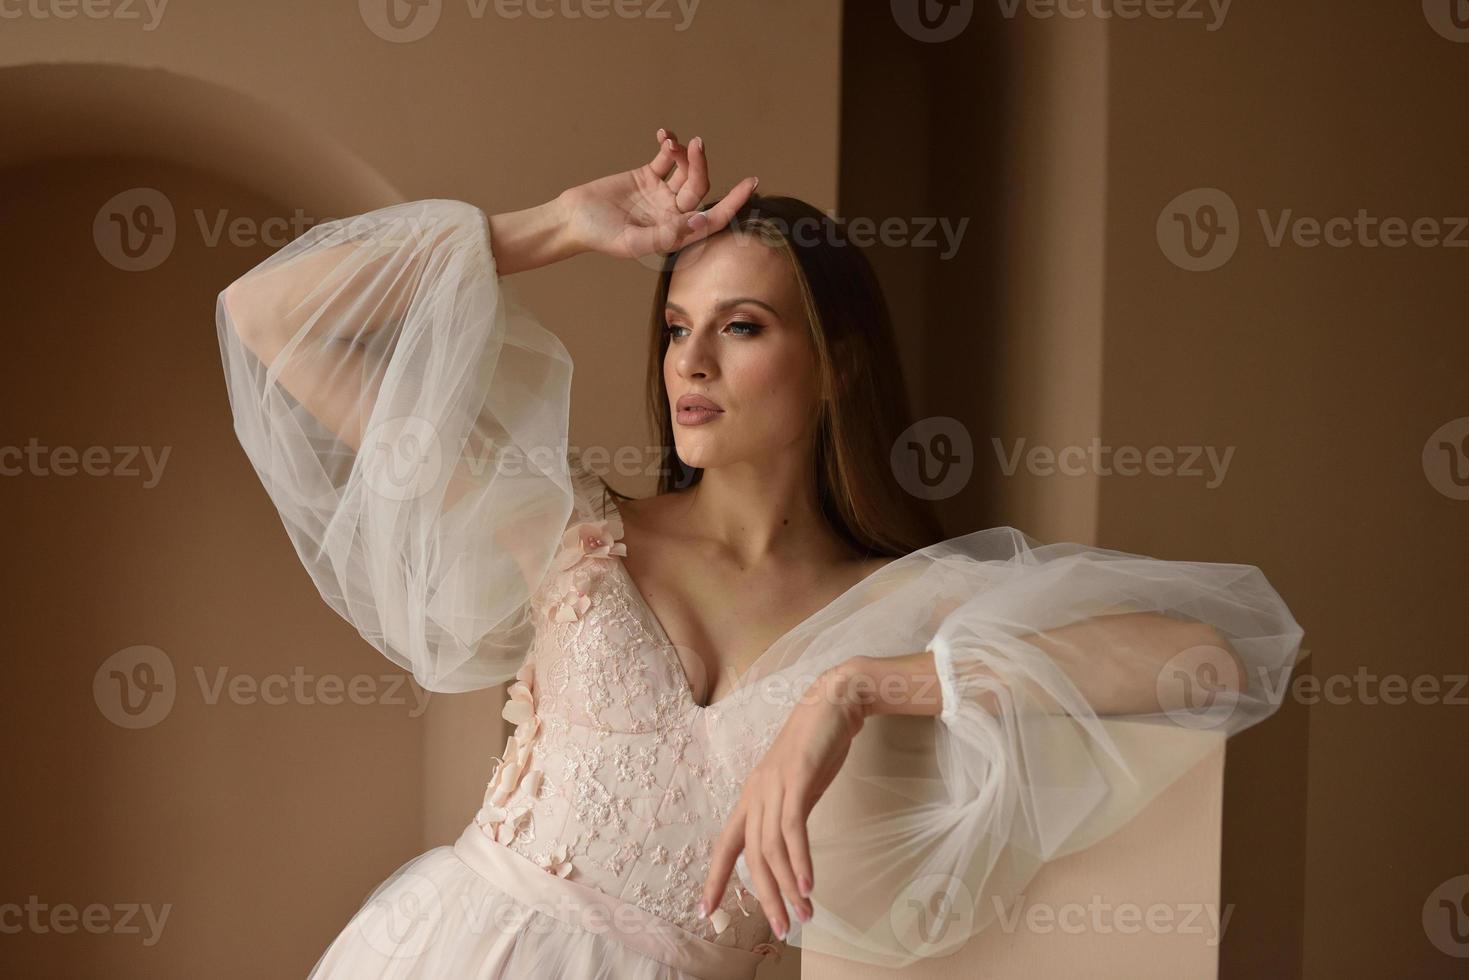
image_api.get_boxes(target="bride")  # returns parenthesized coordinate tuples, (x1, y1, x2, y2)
(216, 128, 1303, 978)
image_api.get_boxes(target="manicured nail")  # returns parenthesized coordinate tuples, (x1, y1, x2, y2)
(657, 128, 666, 139)
(775, 921, 786, 940)
(696, 899, 708, 919)
(664, 138, 673, 150)
(797, 874, 810, 897)
(692, 136, 703, 151)
(752, 177, 760, 190)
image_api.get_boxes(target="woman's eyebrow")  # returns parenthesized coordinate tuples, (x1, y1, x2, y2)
(665, 297, 781, 318)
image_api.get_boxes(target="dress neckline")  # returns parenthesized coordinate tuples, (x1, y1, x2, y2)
(595, 485, 900, 712)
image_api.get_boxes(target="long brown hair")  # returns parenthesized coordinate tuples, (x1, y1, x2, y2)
(632, 193, 943, 558)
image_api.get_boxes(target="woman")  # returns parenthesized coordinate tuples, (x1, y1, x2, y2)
(216, 129, 1303, 978)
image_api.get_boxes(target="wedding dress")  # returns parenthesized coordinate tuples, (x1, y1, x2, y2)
(215, 198, 1305, 978)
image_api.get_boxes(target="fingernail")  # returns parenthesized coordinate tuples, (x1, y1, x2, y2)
(657, 128, 666, 139)
(795, 904, 810, 923)
(664, 138, 673, 150)
(692, 136, 703, 150)
(775, 921, 786, 940)
(797, 874, 810, 897)
(696, 899, 708, 919)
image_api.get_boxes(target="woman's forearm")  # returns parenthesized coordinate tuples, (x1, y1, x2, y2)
(812, 652, 946, 730)
(817, 612, 1242, 725)
(486, 194, 587, 275)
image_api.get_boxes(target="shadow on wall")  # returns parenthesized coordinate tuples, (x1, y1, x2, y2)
(0, 61, 434, 980)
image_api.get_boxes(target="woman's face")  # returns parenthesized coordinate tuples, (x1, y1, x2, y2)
(662, 231, 820, 474)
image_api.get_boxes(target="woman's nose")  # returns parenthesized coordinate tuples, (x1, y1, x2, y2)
(677, 337, 716, 380)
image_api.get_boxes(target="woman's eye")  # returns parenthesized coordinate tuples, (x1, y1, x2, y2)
(664, 324, 689, 339)
(725, 320, 760, 336)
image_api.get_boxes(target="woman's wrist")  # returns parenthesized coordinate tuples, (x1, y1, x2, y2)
(486, 194, 586, 275)
(811, 652, 946, 724)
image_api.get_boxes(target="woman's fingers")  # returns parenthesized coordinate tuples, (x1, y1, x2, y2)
(761, 786, 811, 925)
(674, 135, 710, 212)
(743, 803, 789, 939)
(781, 792, 815, 909)
(647, 129, 686, 182)
(700, 801, 746, 918)
(685, 176, 759, 241)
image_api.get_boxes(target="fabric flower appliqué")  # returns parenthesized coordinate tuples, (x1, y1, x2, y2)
(532, 842, 574, 878)
(477, 661, 559, 864)
(547, 512, 627, 624)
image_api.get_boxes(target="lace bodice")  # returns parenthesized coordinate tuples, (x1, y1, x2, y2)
(472, 458, 783, 954)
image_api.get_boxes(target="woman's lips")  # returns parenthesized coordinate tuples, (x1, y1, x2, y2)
(675, 406, 723, 426)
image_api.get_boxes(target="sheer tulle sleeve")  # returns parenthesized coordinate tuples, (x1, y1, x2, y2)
(215, 199, 578, 693)
(705, 527, 1304, 968)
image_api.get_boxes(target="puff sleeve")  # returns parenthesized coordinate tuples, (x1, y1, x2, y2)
(707, 527, 1304, 967)
(216, 199, 576, 692)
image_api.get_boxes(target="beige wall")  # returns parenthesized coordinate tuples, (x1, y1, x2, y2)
(1101, 5, 1469, 977)
(844, 3, 1467, 979)
(0, 3, 836, 977)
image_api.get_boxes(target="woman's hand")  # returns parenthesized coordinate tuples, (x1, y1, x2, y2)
(697, 664, 870, 941)
(557, 128, 758, 261)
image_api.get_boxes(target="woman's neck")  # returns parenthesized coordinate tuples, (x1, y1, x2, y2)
(671, 453, 851, 568)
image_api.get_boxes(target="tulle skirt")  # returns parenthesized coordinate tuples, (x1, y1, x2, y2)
(307, 823, 766, 980)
